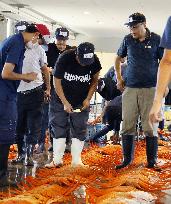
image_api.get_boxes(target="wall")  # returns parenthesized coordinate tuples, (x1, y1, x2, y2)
(75, 34, 123, 53)
(0, 19, 7, 42)
(96, 52, 117, 76)
(68, 34, 119, 76)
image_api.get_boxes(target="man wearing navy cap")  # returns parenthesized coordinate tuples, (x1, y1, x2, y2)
(0, 23, 40, 187)
(149, 16, 171, 124)
(43, 27, 72, 153)
(45, 42, 102, 168)
(11, 23, 51, 166)
(47, 27, 71, 70)
(114, 12, 163, 170)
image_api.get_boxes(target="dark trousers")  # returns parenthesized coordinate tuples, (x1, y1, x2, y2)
(0, 100, 17, 144)
(92, 107, 121, 141)
(104, 105, 122, 131)
(39, 102, 49, 144)
(158, 119, 164, 130)
(49, 91, 89, 141)
(16, 88, 44, 145)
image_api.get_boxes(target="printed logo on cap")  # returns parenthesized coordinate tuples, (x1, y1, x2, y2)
(84, 53, 94, 59)
(16, 25, 27, 31)
(129, 17, 134, 23)
(59, 31, 68, 37)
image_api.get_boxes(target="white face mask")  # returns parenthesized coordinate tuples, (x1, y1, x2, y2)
(26, 41, 34, 49)
(26, 35, 39, 49)
(33, 42, 39, 48)
(41, 44, 48, 51)
(43, 35, 51, 44)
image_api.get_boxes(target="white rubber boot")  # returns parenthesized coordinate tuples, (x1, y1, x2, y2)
(71, 138, 84, 167)
(45, 138, 66, 168)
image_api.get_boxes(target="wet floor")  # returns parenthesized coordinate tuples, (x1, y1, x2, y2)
(0, 147, 171, 204)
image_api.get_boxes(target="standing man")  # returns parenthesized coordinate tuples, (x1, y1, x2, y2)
(45, 42, 102, 167)
(115, 13, 163, 169)
(47, 27, 71, 70)
(0, 23, 41, 187)
(149, 16, 171, 123)
(43, 27, 72, 152)
(12, 23, 51, 166)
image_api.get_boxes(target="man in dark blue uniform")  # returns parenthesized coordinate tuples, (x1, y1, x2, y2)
(0, 23, 42, 187)
(115, 13, 163, 170)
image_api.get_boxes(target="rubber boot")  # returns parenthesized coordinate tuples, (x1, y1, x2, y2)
(116, 135, 134, 169)
(146, 136, 161, 171)
(45, 138, 66, 168)
(71, 138, 84, 167)
(0, 144, 16, 187)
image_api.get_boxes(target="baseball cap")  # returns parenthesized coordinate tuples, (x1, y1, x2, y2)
(124, 12, 146, 27)
(35, 24, 50, 36)
(15, 21, 30, 34)
(55, 27, 69, 40)
(36, 24, 51, 44)
(15, 21, 49, 35)
(25, 24, 41, 33)
(76, 42, 95, 66)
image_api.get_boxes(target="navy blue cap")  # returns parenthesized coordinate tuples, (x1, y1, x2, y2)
(55, 27, 69, 40)
(15, 21, 30, 34)
(76, 42, 95, 66)
(125, 13, 146, 26)
(15, 21, 40, 34)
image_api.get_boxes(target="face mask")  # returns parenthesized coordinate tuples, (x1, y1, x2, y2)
(26, 41, 34, 49)
(26, 34, 38, 49)
(41, 45, 48, 51)
(43, 35, 51, 44)
(33, 42, 39, 48)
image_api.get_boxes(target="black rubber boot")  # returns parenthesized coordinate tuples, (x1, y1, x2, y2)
(11, 142, 25, 164)
(0, 144, 17, 187)
(24, 144, 34, 166)
(0, 171, 17, 188)
(146, 136, 161, 171)
(116, 135, 134, 169)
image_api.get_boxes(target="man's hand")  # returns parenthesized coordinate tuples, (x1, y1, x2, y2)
(64, 101, 73, 113)
(149, 100, 162, 125)
(116, 78, 125, 92)
(82, 98, 90, 110)
(96, 115, 102, 123)
(88, 115, 102, 125)
(23, 72, 38, 83)
(48, 67, 53, 73)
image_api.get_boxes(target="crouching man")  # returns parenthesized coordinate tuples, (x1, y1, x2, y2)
(45, 42, 102, 167)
